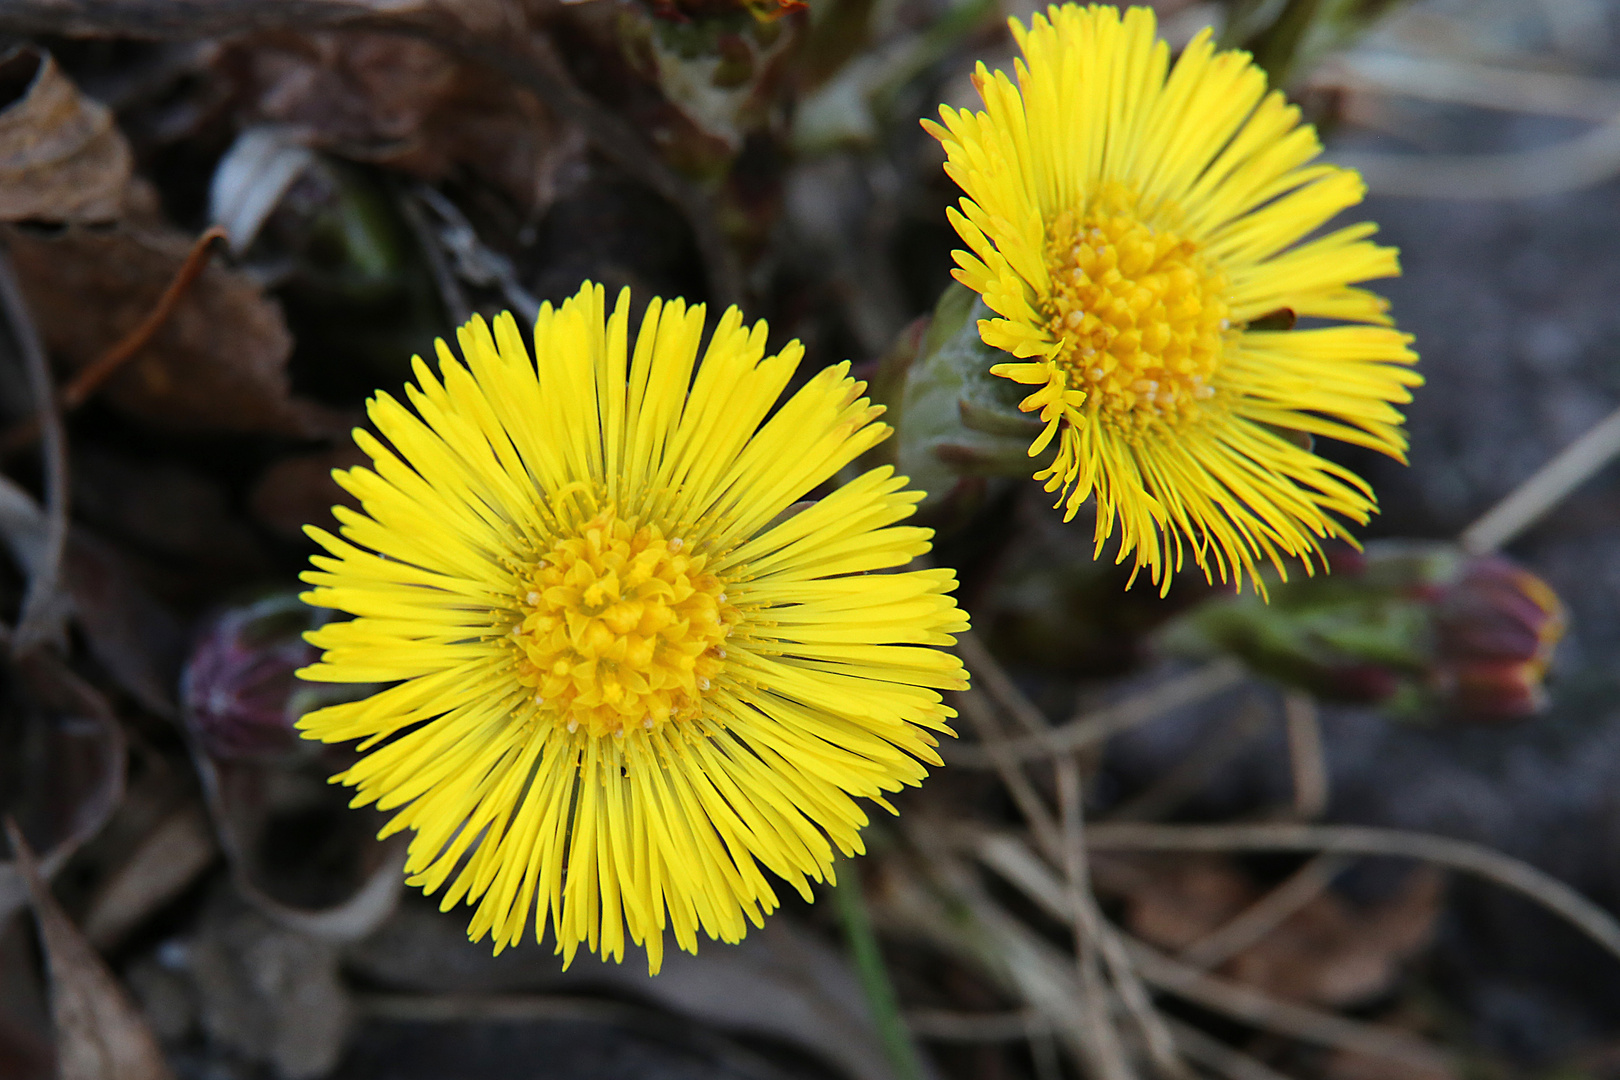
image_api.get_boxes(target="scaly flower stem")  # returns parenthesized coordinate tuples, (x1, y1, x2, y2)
(833, 854, 926, 1080)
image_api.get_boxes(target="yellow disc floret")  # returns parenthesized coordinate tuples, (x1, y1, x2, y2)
(1042, 186, 1228, 433)
(512, 509, 735, 738)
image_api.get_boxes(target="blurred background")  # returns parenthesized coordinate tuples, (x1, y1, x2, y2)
(5, 0, 1620, 1077)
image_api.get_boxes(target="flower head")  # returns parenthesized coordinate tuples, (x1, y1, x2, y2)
(926, 3, 1420, 594)
(297, 282, 968, 972)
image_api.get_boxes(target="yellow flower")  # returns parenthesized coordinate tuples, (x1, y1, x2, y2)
(296, 282, 968, 972)
(925, 3, 1420, 594)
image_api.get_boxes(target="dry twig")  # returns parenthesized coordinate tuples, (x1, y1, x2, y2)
(972, 832, 1448, 1072)
(1334, 108, 1620, 199)
(1087, 822, 1620, 966)
(1282, 691, 1328, 819)
(0, 225, 228, 457)
(395, 185, 473, 328)
(955, 630, 1052, 735)
(1122, 939, 1449, 1072)
(411, 182, 540, 319)
(1104, 696, 1272, 822)
(952, 685, 1063, 858)
(961, 630, 1184, 1078)
(1060, 760, 1185, 1080)
(944, 659, 1246, 767)
(918, 845, 1114, 1073)
(950, 677, 1131, 1078)
(904, 1008, 1046, 1042)
(64, 226, 227, 412)
(0, 654, 127, 924)
(1459, 402, 1620, 553)
(1318, 52, 1620, 124)
(1177, 854, 1352, 971)
(1057, 761, 1142, 1080)
(1162, 1017, 1297, 1080)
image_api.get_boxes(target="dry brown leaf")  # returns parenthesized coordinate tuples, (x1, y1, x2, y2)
(220, 29, 585, 212)
(0, 45, 340, 439)
(1225, 869, 1442, 1007)
(82, 803, 217, 951)
(0, 48, 133, 223)
(1116, 854, 1443, 1008)
(4, 823, 175, 1080)
(1121, 854, 1255, 952)
(5, 221, 340, 436)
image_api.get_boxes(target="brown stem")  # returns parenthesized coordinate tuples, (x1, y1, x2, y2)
(952, 685, 1063, 864)
(961, 629, 1185, 1079)
(1177, 854, 1351, 970)
(1056, 762, 1138, 1080)
(67, 225, 227, 411)
(944, 660, 1247, 767)
(0, 226, 226, 458)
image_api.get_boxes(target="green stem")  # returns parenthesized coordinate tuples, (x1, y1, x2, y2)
(833, 854, 926, 1080)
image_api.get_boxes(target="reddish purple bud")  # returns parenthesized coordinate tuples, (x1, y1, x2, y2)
(1432, 556, 1565, 722)
(181, 595, 320, 761)
(1156, 542, 1566, 724)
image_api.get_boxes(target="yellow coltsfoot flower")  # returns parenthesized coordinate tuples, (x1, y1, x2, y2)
(297, 282, 968, 973)
(925, 3, 1421, 594)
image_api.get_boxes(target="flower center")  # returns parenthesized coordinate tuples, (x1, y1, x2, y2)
(512, 509, 734, 739)
(1042, 186, 1229, 431)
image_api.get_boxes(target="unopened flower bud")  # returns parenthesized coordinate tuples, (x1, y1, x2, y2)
(890, 285, 1056, 517)
(1155, 542, 1566, 723)
(1431, 555, 1565, 721)
(181, 595, 322, 760)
